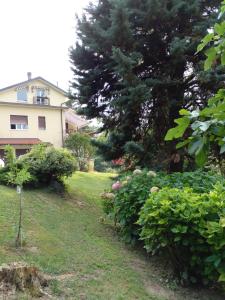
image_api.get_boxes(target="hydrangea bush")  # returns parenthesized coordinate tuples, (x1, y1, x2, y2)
(139, 185, 225, 285)
(102, 170, 225, 243)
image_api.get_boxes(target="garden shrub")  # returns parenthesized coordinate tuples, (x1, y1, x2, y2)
(18, 144, 77, 188)
(153, 170, 225, 193)
(94, 156, 119, 173)
(104, 170, 154, 243)
(0, 167, 9, 185)
(103, 169, 225, 244)
(65, 132, 95, 171)
(138, 186, 225, 284)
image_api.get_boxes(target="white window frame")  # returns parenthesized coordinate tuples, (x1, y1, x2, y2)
(10, 123, 28, 130)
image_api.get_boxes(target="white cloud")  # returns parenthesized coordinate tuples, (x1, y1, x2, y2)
(0, 0, 91, 90)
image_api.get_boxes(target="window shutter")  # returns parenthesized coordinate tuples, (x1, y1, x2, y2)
(38, 116, 46, 129)
(10, 115, 28, 124)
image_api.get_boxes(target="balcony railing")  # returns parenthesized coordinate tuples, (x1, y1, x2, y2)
(33, 96, 50, 105)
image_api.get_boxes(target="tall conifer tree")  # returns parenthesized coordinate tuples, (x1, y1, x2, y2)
(70, 0, 223, 168)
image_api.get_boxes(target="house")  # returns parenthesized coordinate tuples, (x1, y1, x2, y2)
(0, 73, 87, 157)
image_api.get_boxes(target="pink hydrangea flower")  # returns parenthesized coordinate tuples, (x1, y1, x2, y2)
(112, 181, 122, 191)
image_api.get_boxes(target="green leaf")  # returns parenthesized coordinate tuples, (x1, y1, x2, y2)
(196, 33, 214, 53)
(179, 109, 190, 116)
(204, 47, 217, 70)
(219, 217, 225, 227)
(195, 149, 207, 167)
(188, 139, 204, 155)
(171, 227, 179, 233)
(218, 273, 225, 282)
(214, 22, 225, 35)
(221, 51, 225, 65)
(165, 117, 190, 141)
(176, 140, 190, 149)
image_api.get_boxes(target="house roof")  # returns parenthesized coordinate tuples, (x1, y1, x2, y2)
(0, 138, 41, 145)
(65, 109, 89, 129)
(0, 77, 67, 95)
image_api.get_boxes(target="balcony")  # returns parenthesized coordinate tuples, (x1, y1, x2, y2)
(33, 96, 50, 105)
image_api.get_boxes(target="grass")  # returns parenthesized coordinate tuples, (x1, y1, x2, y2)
(0, 172, 224, 299)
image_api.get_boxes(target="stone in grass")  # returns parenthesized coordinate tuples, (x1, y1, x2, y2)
(0, 262, 48, 297)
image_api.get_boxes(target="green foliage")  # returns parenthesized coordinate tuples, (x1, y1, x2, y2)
(19, 144, 77, 187)
(65, 132, 95, 171)
(165, 3, 225, 167)
(0, 144, 77, 193)
(1, 145, 31, 187)
(103, 170, 225, 244)
(110, 172, 154, 243)
(153, 170, 225, 194)
(70, 0, 222, 167)
(0, 168, 9, 185)
(138, 186, 225, 284)
(4, 145, 16, 170)
(94, 156, 115, 173)
(197, 1, 225, 70)
(7, 168, 31, 187)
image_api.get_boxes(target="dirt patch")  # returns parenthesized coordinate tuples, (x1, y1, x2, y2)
(27, 246, 39, 254)
(45, 272, 76, 281)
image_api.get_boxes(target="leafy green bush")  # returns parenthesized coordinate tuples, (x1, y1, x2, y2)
(0, 167, 9, 185)
(138, 186, 225, 284)
(154, 170, 225, 193)
(94, 156, 115, 172)
(19, 144, 77, 187)
(103, 170, 225, 244)
(65, 132, 95, 171)
(103, 171, 154, 243)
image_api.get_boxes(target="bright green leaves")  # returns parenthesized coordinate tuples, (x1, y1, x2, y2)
(204, 47, 217, 70)
(219, 273, 225, 282)
(165, 109, 213, 167)
(165, 117, 190, 141)
(139, 186, 225, 284)
(196, 33, 214, 53)
(214, 21, 225, 36)
(164, 95, 225, 166)
(197, 7, 225, 70)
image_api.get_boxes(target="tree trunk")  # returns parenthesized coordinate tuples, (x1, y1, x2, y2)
(15, 189, 22, 248)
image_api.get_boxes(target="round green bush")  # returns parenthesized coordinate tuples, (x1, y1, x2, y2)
(19, 144, 77, 187)
(138, 186, 225, 284)
(103, 170, 225, 245)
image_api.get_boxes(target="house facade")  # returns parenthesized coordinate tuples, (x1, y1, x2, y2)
(0, 74, 86, 157)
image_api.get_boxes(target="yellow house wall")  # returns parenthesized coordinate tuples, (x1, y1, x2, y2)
(0, 105, 66, 147)
(0, 79, 67, 107)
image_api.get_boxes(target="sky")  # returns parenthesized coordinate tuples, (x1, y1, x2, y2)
(0, 0, 91, 91)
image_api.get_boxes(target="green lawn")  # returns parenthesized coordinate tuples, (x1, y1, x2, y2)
(0, 172, 224, 299)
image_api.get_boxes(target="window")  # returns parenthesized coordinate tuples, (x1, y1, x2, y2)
(36, 89, 46, 98)
(34, 89, 49, 105)
(38, 116, 46, 130)
(10, 115, 28, 130)
(17, 89, 27, 102)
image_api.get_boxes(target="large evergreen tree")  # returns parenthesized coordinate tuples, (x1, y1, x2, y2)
(70, 0, 223, 168)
